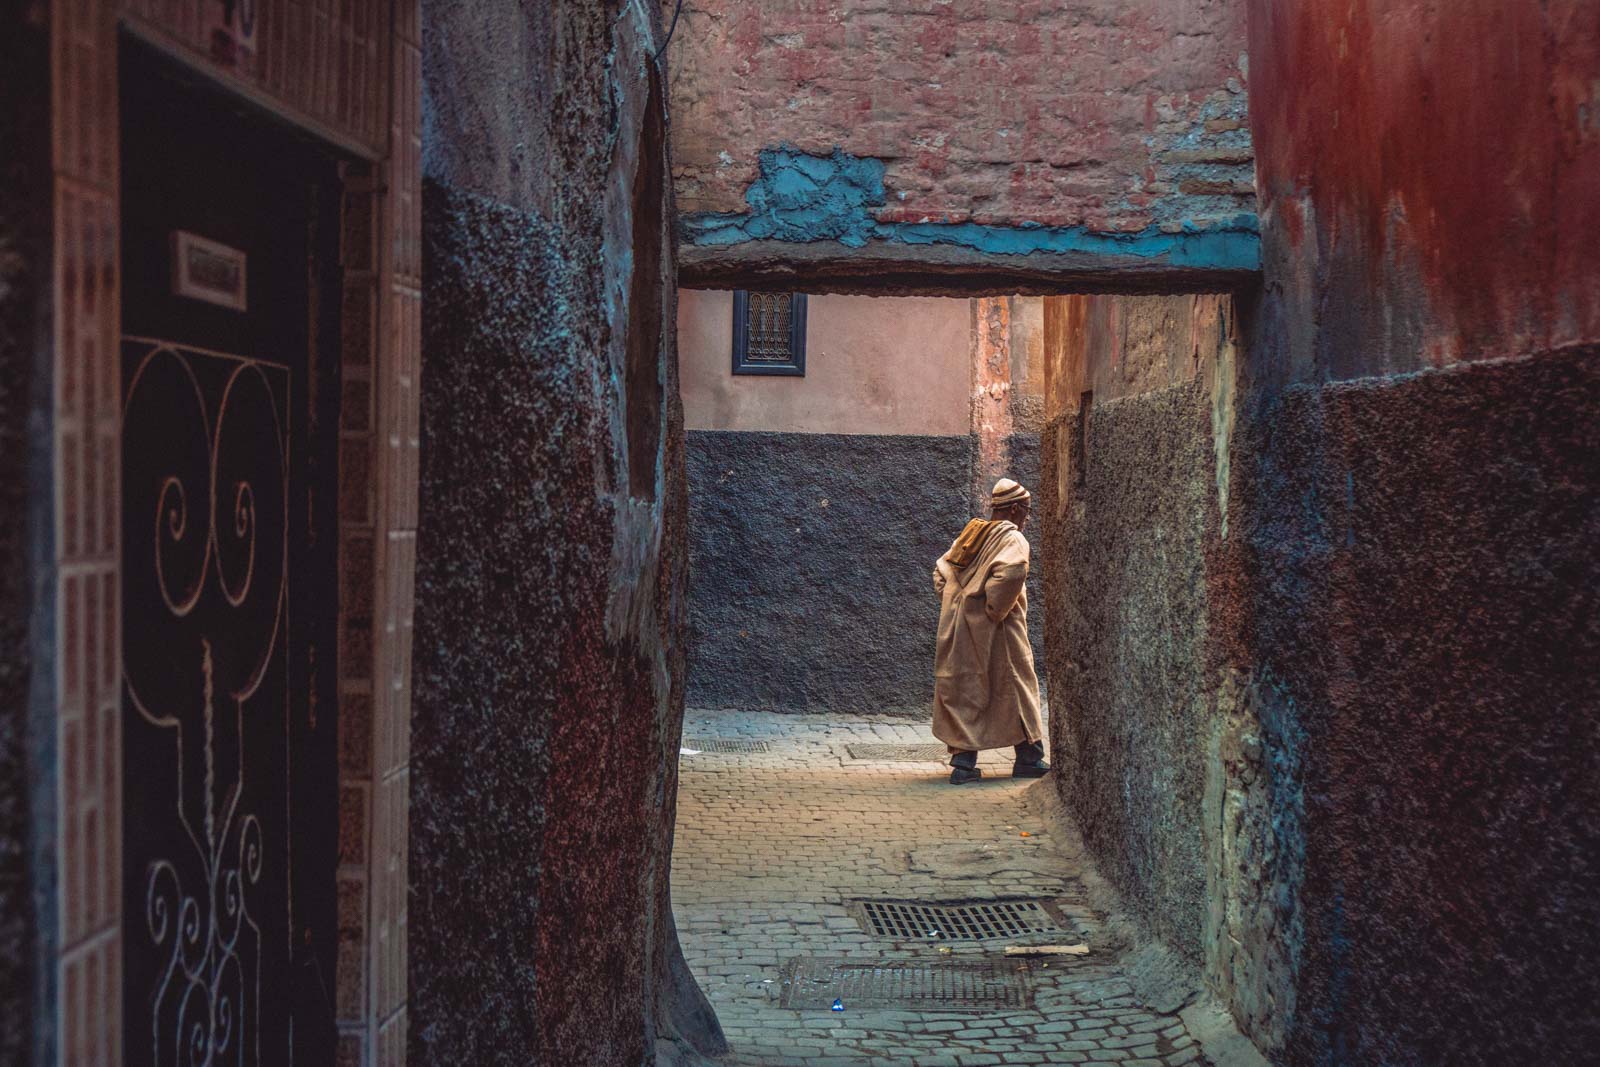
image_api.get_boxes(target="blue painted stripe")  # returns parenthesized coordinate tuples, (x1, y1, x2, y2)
(682, 211, 1262, 270)
(682, 145, 1261, 271)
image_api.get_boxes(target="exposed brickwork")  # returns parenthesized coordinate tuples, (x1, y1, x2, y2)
(334, 48, 423, 1053)
(44, 2, 124, 1059)
(337, 164, 382, 1046)
(668, 0, 1255, 236)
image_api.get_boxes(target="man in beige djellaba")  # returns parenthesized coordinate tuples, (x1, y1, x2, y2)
(932, 478, 1048, 785)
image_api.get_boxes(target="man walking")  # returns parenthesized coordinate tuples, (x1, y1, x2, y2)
(932, 478, 1048, 784)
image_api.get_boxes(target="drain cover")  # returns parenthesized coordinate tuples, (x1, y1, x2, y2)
(843, 743, 951, 761)
(850, 898, 1070, 941)
(779, 957, 1031, 1012)
(681, 738, 771, 754)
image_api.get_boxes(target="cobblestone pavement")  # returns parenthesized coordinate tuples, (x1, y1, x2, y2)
(672, 710, 1210, 1067)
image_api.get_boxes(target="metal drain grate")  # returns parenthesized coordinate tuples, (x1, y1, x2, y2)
(843, 743, 952, 761)
(681, 738, 771, 754)
(850, 898, 1070, 941)
(778, 957, 1032, 1012)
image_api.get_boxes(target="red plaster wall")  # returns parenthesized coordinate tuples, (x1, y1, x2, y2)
(1249, 0, 1600, 373)
(667, 0, 1253, 232)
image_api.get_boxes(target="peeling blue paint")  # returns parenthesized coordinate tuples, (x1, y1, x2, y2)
(683, 146, 1261, 271)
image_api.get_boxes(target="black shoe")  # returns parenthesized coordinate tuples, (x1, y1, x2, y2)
(1012, 760, 1050, 779)
(950, 765, 984, 785)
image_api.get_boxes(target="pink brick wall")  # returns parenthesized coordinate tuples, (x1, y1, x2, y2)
(667, 0, 1254, 234)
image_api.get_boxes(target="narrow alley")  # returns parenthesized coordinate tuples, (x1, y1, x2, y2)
(673, 711, 1240, 1067)
(4, 1, 1597, 1064)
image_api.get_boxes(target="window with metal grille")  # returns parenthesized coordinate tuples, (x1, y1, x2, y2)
(732, 290, 807, 375)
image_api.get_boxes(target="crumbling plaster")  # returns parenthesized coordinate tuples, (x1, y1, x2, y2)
(667, 0, 1261, 291)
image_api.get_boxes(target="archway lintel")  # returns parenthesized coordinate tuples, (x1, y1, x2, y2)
(679, 240, 1261, 298)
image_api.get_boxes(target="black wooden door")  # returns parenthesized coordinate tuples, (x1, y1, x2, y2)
(119, 39, 342, 1066)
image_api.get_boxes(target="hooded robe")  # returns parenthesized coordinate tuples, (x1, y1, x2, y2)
(931, 518, 1044, 751)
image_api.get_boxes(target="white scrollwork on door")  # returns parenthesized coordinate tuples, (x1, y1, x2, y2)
(123, 339, 289, 1066)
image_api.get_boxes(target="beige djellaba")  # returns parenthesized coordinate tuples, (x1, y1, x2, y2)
(931, 518, 1045, 751)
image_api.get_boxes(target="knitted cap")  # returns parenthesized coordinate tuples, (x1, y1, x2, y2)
(991, 478, 1031, 508)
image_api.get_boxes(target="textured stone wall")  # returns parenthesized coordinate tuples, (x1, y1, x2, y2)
(670, 0, 1253, 228)
(1004, 431, 1047, 687)
(1045, 294, 1238, 411)
(1038, 294, 1237, 981)
(1043, 297, 1600, 1067)
(666, 0, 1259, 291)
(1233, 4, 1600, 1057)
(1041, 379, 1218, 961)
(1008, 297, 1047, 433)
(684, 428, 1046, 716)
(413, 3, 720, 1063)
(1227, 348, 1600, 1064)
(686, 431, 973, 713)
(970, 297, 1015, 511)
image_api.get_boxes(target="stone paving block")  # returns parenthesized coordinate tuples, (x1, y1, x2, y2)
(1033, 1020, 1078, 1034)
(1102, 1033, 1155, 1049)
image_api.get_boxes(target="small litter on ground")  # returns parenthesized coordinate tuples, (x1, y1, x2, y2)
(1003, 944, 1089, 957)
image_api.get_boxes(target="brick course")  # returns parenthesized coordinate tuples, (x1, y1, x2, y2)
(667, 0, 1254, 234)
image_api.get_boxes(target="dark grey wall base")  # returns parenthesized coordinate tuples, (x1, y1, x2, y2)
(689, 430, 1049, 714)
